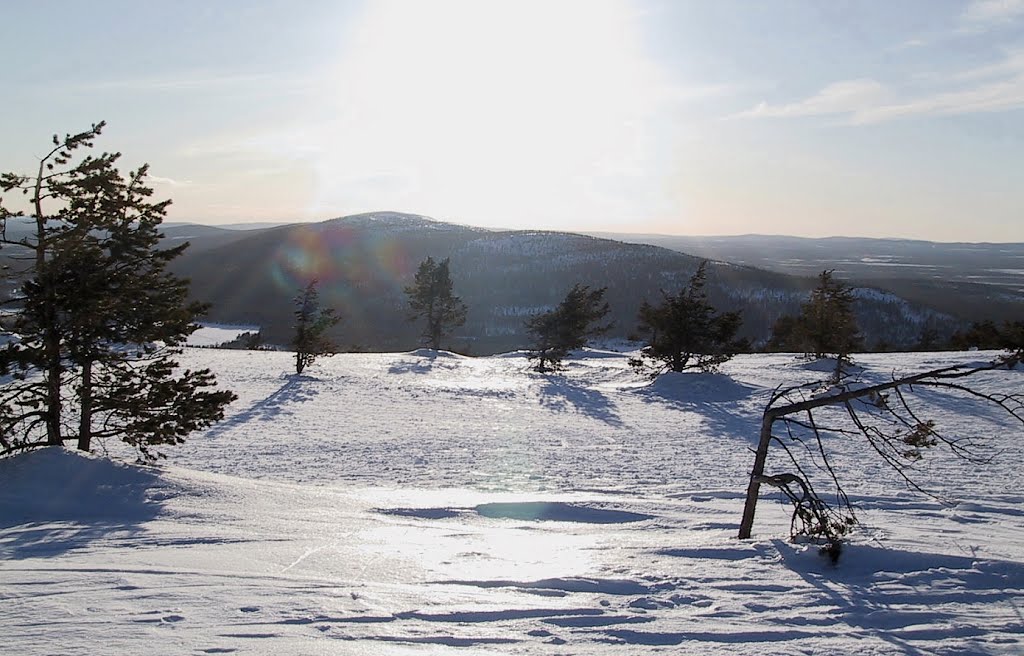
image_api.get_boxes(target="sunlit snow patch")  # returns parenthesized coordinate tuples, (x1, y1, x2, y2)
(187, 323, 260, 347)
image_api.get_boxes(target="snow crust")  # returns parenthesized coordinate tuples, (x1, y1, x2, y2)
(187, 323, 260, 347)
(2, 349, 1023, 654)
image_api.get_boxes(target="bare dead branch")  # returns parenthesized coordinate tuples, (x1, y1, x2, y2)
(738, 353, 1024, 547)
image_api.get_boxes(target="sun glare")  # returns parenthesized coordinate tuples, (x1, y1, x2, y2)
(302, 0, 676, 229)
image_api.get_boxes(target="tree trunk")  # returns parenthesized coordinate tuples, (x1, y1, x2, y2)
(431, 328, 440, 350)
(77, 359, 92, 452)
(430, 315, 441, 350)
(34, 183, 62, 447)
(738, 410, 776, 539)
(45, 347, 62, 445)
(42, 261, 65, 446)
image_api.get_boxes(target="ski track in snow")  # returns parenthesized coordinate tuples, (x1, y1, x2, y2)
(2, 349, 1023, 655)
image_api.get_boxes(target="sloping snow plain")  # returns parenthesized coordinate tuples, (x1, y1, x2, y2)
(2, 349, 1023, 655)
(187, 324, 260, 348)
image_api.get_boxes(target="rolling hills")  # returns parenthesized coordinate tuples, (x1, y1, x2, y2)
(587, 232, 1024, 325)
(167, 212, 954, 353)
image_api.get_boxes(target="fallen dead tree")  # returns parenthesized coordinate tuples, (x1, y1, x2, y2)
(738, 351, 1024, 559)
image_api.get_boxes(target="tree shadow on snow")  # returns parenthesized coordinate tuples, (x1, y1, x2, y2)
(537, 377, 623, 427)
(387, 358, 437, 375)
(900, 384, 1022, 427)
(0, 448, 170, 559)
(387, 349, 462, 375)
(378, 501, 653, 524)
(635, 373, 762, 443)
(206, 374, 321, 436)
(772, 538, 1024, 654)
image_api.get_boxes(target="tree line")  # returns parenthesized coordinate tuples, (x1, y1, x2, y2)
(293, 251, 1023, 379)
(377, 260, 879, 377)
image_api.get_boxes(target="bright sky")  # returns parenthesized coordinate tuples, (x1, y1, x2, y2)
(2, 0, 1022, 241)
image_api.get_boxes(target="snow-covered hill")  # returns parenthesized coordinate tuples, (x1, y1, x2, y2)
(169, 212, 954, 353)
(2, 349, 1022, 654)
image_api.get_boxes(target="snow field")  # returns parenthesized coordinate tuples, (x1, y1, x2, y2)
(187, 324, 260, 348)
(1, 349, 1022, 654)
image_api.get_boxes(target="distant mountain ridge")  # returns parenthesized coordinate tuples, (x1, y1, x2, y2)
(166, 212, 956, 353)
(585, 231, 1024, 324)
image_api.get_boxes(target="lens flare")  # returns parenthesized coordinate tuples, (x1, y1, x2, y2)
(269, 222, 416, 336)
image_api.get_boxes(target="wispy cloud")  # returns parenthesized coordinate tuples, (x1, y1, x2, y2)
(145, 174, 193, 187)
(733, 79, 889, 119)
(947, 48, 1024, 81)
(896, 38, 928, 49)
(735, 49, 1024, 124)
(961, 0, 1024, 27)
(856, 78, 1024, 123)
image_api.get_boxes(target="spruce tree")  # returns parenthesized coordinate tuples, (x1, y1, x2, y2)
(801, 269, 861, 362)
(767, 314, 803, 352)
(631, 262, 746, 375)
(0, 122, 235, 459)
(767, 270, 862, 376)
(292, 280, 340, 374)
(951, 320, 998, 350)
(1004, 321, 1024, 358)
(404, 256, 467, 350)
(525, 284, 611, 372)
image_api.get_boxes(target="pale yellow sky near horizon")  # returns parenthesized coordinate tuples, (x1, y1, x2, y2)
(2, 0, 1022, 241)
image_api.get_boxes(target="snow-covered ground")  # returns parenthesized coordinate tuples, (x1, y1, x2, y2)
(2, 349, 1022, 655)
(187, 324, 260, 348)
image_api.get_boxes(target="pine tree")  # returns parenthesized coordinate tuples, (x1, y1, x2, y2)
(914, 322, 941, 351)
(766, 314, 803, 352)
(1004, 321, 1024, 358)
(631, 262, 746, 375)
(0, 122, 235, 459)
(404, 256, 467, 350)
(292, 280, 340, 374)
(801, 270, 861, 362)
(767, 270, 862, 377)
(949, 319, 1024, 352)
(951, 320, 998, 350)
(525, 284, 611, 372)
